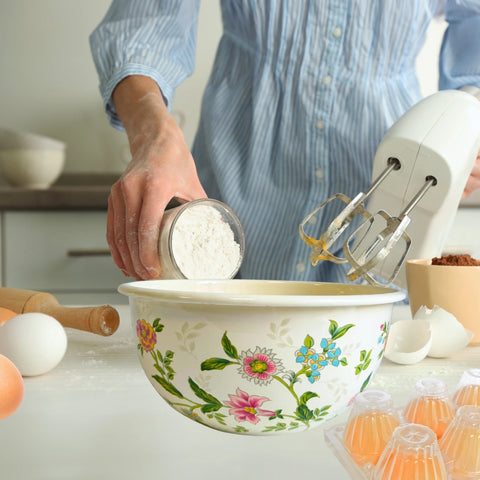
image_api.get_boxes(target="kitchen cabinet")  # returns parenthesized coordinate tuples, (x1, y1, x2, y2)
(0, 174, 129, 305)
(1, 211, 128, 305)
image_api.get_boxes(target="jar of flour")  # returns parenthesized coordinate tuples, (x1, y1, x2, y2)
(158, 199, 245, 279)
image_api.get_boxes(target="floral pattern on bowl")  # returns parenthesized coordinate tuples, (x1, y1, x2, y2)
(135, 314, 388, 434)
(121, 279, 404, 435)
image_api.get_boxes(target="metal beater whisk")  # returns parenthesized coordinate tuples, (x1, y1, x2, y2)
(300, 160, 436, 286)
(343, 176, 436, 286)
(299, 158, 400, 266)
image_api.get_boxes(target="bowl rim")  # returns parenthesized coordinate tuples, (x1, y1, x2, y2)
(406, 258, 480, 268)
(118, 279, 405, 307)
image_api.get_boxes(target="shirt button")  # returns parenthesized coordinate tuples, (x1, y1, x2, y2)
(316, 120, 325, 131)
(332, 27, 342, 38)
(315, 168, 324, 180)
(323, 74, 332, 85)
(296, 262, 306, 273)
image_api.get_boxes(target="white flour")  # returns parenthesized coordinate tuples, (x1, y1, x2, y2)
(171, 204, 242, 279)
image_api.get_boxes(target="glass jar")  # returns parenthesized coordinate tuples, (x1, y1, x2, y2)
(158, 198, 245, 279)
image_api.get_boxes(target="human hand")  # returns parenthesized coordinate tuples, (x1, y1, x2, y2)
(463, 149, 480, 198)
(108, 76, 207, 280)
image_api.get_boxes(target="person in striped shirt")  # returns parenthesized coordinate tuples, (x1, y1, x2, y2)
(90, 0, 480, 282)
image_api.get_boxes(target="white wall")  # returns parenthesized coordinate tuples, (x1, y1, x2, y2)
(0, 2, 445, 174)
(0, 1, 124, 173)
(0, 1, 222, 174)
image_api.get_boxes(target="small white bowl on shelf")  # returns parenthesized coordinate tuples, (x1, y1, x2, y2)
(0, 128, 66, 189)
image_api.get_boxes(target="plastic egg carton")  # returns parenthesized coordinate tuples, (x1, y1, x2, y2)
(324, 422, 378, 479)
(324, 371, 480, 480)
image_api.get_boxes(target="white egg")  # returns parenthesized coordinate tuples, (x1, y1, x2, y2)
(414, 305, 473, 358)
(0, 312, 67, 376)
(384, 319, 432, 365)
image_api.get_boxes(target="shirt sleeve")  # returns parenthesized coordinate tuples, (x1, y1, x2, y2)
(439, 0, 480, 90)
(89, 0, 201, 130)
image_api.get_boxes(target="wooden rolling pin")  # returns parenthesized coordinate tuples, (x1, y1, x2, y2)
(0, 287, 120, 336)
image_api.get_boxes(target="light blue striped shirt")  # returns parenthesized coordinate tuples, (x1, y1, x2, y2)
(90, 0, 480, 282)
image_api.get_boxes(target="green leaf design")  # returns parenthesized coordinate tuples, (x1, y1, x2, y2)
(221, 332, 239, 359)
(201, 403, 222, 413)
(303, 334, 314, 348)
(296, 404, 314, 421)
(188, 378, 222, 406)
(314, 405, 331, 419)
(201, 358, 236, 371)
(300, 391, 319, 405)
(152, 375, 184, 399)
(361, 372, 373, 392)
(331, 323, 355, 340)
(153, 363, 166, 376)
(234, 426, 249, 433)
(340, 358, 348, 366)
(152, 318, 164, 332)
(209, 412, 227, 426)
(328, 320, 338, 337)
(262, 423, 287, 432)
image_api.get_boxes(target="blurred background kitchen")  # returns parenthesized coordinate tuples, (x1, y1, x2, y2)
(0, 2, 478, 305)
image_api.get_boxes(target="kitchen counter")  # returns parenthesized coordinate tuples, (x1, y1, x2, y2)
(1, 305, 478, 480)
(0, 174, 119, 210)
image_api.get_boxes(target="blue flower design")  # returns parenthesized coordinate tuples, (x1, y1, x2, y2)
(307, 368, 321, 383)
(320, 338, 335, 350)
(295, 344, 330, 383)
(317, 338, 343, 367)
(296, 346, 319, 364)
(327, 347, 342, 366)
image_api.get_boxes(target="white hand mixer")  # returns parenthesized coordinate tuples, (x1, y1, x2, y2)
(300, 87, 480, 288)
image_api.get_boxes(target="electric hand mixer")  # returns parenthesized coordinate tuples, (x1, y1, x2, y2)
(300, 87, 480, 288)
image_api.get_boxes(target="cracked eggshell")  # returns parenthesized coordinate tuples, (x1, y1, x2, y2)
(384, 319, 432, 365)
(414, 305, 473, 358)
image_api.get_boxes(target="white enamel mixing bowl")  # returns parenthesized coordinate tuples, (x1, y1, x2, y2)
(119, 280, 405, 435)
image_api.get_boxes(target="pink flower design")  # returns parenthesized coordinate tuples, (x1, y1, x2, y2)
(136, 319, 157, 352)
(348, 392, 360, 407)
(239, 347, 283, 384)
(225, 388, 275, 424)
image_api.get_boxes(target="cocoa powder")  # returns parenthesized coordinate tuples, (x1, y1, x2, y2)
(431, 254, 480, 266)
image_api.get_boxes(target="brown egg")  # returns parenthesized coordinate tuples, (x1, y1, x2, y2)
(0, 353, 24, 419)
(0, 307, 18, 328)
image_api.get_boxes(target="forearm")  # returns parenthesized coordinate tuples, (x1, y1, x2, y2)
(112, 75, 177, 156)
(107, 74, 206, 279)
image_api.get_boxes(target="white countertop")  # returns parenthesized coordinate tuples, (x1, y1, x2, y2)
(1, 305, 479, 480)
